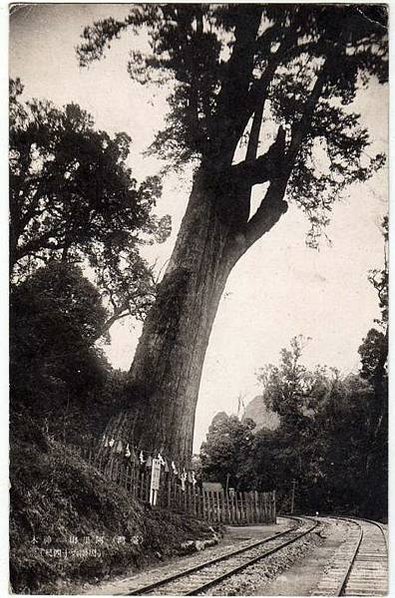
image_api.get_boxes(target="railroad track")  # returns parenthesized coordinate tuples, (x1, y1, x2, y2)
(315, 516, 388, 596)
(119, 516, 318, 596)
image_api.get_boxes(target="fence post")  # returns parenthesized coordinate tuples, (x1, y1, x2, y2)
(246, 492, 252, 525)
(244, 492, 249, 524)
(183, 484, 187, 513)
(141, 471, 145, 501)
(256, 490, 260, 523)
(192, 485, 197, 517)
(225, 491, 230, 524)
(234, 492, 239, 524)
(225, 491, 229, 523)
(203, 490, 211, 521)
(240, 492, 245, 524)
(262, 492, 267, 522)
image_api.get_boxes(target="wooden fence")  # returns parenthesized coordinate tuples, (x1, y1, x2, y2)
(156, 485, 276, 525)
(69, 440, 276, 525)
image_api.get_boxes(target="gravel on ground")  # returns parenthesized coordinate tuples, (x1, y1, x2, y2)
(79, 518, 293, 595)
(252, 518, 351, 596)
(199, 519, 330, 596)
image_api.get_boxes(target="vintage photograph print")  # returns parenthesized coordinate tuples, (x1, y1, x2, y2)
(9, 3, 388, 595)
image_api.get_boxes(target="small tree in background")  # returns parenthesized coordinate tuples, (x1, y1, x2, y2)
(200, 412, 255, 491)
(201, 333, 387, 519)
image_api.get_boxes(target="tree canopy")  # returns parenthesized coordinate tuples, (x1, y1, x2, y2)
(74, 4, 388, 465)
(10, 79, 171, 332)
(78, 4, 387, 246)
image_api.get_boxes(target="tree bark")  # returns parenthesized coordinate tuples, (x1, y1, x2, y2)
(103, 166, 239, 464)
(101, 68, 325, 466)
(102, 156, 288, 465)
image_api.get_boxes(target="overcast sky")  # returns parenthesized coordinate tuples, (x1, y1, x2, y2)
(10, 4, 388, 451)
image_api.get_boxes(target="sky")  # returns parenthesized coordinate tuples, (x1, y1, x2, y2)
(9, 4, 388, 451)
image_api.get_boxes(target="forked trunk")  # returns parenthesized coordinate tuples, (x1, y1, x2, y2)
(105, 166, 243, 465)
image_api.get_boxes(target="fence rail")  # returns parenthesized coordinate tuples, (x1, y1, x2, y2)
(69, 441, 276, 525)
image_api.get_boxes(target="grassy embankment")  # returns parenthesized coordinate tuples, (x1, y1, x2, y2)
(10, 413, 219, 594)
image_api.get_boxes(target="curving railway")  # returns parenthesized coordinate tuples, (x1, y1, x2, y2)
(125, 516, 316, 595)
(86, 516, 388, 596)
(315, 517, 388, 596)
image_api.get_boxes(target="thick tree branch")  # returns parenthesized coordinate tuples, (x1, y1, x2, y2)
(230, 126, 286, 185)
(240, 28, 298, 137)
(245, 96, 265, 164)
(93, 310, 130, 342)
(243, 181, 289, 251)
(228, 94, 266, 225)
(285, 63, 328, 169)
(213, 6, 263, 160)
(19, 181, 49, 229)
(235, 66, 328, 255)
(94, 292, 155, 342)
(13, 231, 60, 265)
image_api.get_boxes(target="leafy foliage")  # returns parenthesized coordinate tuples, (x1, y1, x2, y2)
(10, 262, 112, 439)
(10, 79, 171, 330)
(359, 328, 387, 382)
(201, 334, 387, 519)
(257, 336, 329, 426)
(10, 412, 216, 594)
(200, 413, 255, 490)
(77, 4, 387, 244)
(368, 216, 388, 326)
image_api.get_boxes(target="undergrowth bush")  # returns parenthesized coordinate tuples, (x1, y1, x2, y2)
(10, 413, 217, 594)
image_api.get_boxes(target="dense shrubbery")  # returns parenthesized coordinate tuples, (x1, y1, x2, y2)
(10, 261, 128, 442)
(9, 259, 220, 594)
(10, 413, 216, 594)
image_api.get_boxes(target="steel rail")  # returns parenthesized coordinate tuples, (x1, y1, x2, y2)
(183, 518, 318, 596)
(332, 517, 364, 597)
(125, 518, 299, 596)
(359, 516, 388, 555)
(311, 515, 387, 597)
(124, 516, 317, 596)
(327, 515, 388, 596)
(338, 516, 388, 597)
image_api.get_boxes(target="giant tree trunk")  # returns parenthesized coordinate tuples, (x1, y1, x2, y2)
(105, 164, 248, 465)
(103, 122, 291, 465)
(99, 20, 327, 465)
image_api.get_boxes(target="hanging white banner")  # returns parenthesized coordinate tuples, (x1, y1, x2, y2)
(149, 458, 161, 506)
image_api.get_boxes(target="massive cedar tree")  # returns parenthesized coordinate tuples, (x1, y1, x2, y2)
(78, 4, 388, 464)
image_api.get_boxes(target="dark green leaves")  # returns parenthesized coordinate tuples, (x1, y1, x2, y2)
(10, 80, 171, 331)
